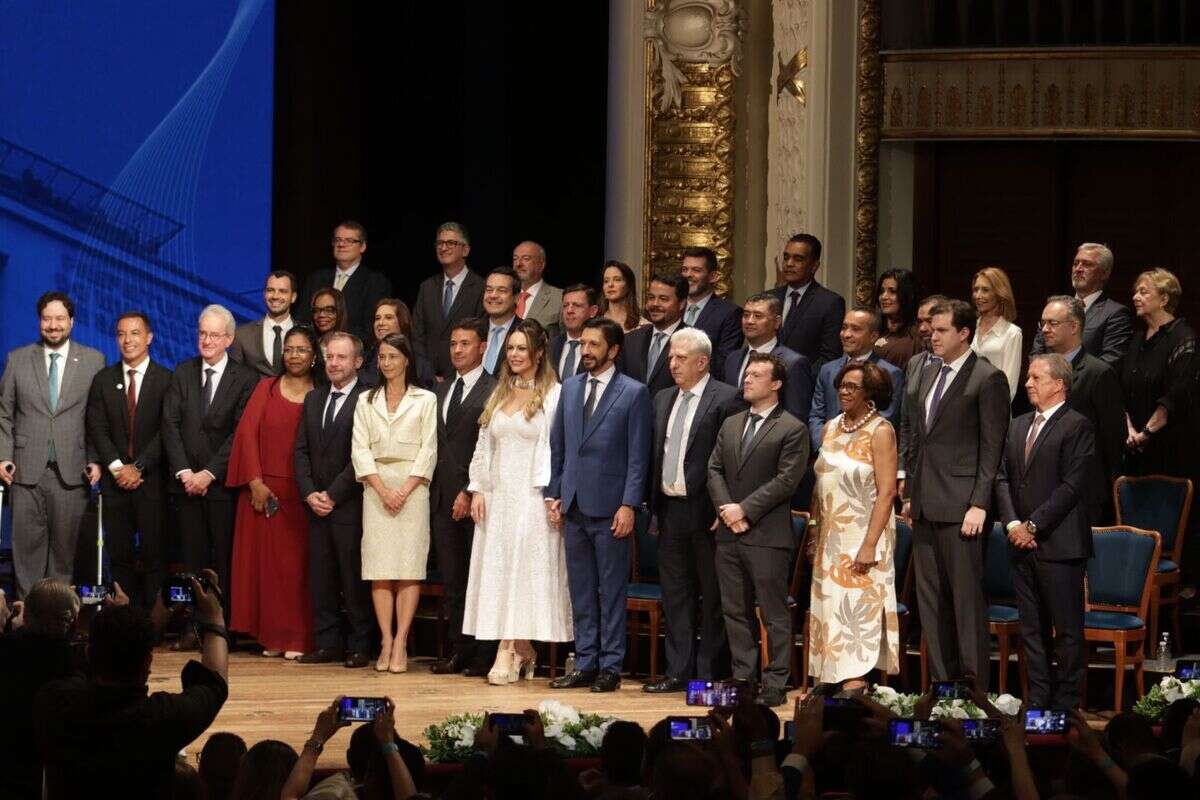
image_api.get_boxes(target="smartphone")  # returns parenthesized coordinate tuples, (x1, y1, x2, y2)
(961, 718, 1001, 743)
(686, 680, 740, 708)
(668, 716, 712, 741)
(823, 697, 868, 733)
(1175, 659, 1200, 680)
(265, 496, 280, 518)
(932, 680, 970, 700)
(887, 718, 942, 749)
(338, 696, 387, 723)
(489, 713, 529, 737)
(162, 572, 215, 606)
(1024, 709, 1068, 734)
(76, 584, 110, 604)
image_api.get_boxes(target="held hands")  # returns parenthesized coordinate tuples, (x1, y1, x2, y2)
(377, 485, 407, 516)
(472, 493, 488, 525)
(306, 492, 334, 517)
(451, 490, 472, 522)
(960, 506, 986, 538)
(791, 694, 824, 759)
(249, 479, 277, 514)
(1007, 523, 1038, 550)
(544, 498, 562, 528)
(611, 505, 634, 538)
(313, 696, 351, 746)
(372, 697, 398, 745)
(85, 463, 102, 486)
(179, 469, 212, 496)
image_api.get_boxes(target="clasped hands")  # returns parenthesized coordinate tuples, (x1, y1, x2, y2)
(717, 502, 749, 534)
(178, 469, 214, 496)
(1007, 522, 1038, 550)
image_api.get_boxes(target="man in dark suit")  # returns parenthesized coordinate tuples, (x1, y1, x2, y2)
(293, 332, 372, 668)
(995, 354, 1096, 709)
(1037, 296, 1125, 523)
(772, 233, 845, 374)
(229, 270, 298, 378)
(809, 308, 904, 449)
(546, 319, 652, 693)
(299, 220, 393, 344)
(898, 294, 947, 503)
(680, 247, 742, 380)
(643, 328, 743, 693)
(162, 304, 258, 643)
(482, 268, 523, 376)
(722, 293, 813, 423)
(412, 222, 486, 381)
(550, 284, 599, 380)
(85, 311, 172, 607)
(707, 353, 809, 706)
(905, 300, 1010, 688)
(1029, 242, 1133, 366)
(619, 275, 688, 397)
(427, 317, 499, 675)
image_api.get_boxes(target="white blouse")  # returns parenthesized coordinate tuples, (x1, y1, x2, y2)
(972, 316, 1023, 400)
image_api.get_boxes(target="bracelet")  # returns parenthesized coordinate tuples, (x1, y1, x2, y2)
(380, 741, 400, 755)
(749, 738, 776, 756)
(194, 622, 232, 644)
(304, 737, 324, 754)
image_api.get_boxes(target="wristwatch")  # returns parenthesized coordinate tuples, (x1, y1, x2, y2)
(1025, 520, 1038, 535)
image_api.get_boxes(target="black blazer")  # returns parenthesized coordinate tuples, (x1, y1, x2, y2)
(548, 333, 585, 380)
(1067, 350, 1125, 492)
(293, 381, 369, 525)
(650, 378, 744, 531)
(86, 361, 172, 488)
(995, 406, 1096, 562)
(1030, 292, 1133, 366)
(300, 262, 393, 345)
(161, 357, 258, 495)
(431, 370, 498, 512)
(773, 281, 846, 374)
(411, 269, 486, 379)
(228, 320, 282, 378)
(689, 296, 742, 381)
(618, 324, 684, 397)
(721, 344, 814, 422)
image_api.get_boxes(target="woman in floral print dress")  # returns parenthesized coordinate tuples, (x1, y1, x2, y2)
(807, 360, 900, 692)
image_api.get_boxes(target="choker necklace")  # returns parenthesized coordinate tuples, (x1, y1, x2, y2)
(510, 377, 536, 389)
(839, 407, 877, 434)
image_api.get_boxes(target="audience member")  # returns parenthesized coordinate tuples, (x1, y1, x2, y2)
(1030, 242, 1133, 365)
(971, 266, 1024, 400)
(412, 221, 486, 381)
(772, 233, 845, 373)
(680, 247, 742, 380)
(230, 270, 299, 377)
(619, 274, 689, 397)
(230, 740, 299, 800)
(512, 240, 563, 339)
(598, 260, 649, 332)
(199, 732, 248, 800)
(873, 268, 923, 369)
(301, 221, 393, 344)
(723, 292, 813, 422)
(550, 284, 600, 380)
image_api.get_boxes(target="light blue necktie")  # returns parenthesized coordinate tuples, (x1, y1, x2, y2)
(685, 304, 699, 325)
(485, 325, 504, 372)
(442, 279, 454, 317)
(48, 352, 60, 462)
(646, 331, 667, 381)
(663, 390, 693, 487)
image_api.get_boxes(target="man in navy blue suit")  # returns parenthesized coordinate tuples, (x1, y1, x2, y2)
(772, 233, 845, 373)
(680, 247, 742, 381)
(809, 308, 904, 449)
(545, 318, 652, 692)
(723, 292, 813, 421)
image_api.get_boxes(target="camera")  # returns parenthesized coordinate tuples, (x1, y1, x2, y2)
(1023, 709, 1068, 734)
(338, 697, 387, 723)
(488, 713, 530, 737)
(686, 680, 740, 708)
(1175, 659, 1200, 680)
(161, 573, 215, 606)
(932, 680, 971, 700)
(961, 718, 1001, 743)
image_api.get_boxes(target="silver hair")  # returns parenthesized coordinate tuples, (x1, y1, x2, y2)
(671, 326, 712, 357)
(324, 331, 364, 358)
(1030, 353, 1073, 396)
(1045, 295, 1085, 329)
(1077, 242, 1114, 275)
(517, 240, 546, 264)
(24, 578, 80, 637)
(199, 304, 236, 336)
(437, 221, 470, 246)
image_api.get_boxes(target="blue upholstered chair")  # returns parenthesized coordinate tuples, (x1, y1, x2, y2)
(1084, 525, 1162, 712)
(1114, 475, 1194, 648)
(627, 508, 663, 680)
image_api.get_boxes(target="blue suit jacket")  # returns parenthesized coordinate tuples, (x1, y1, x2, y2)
(689, 295, 742, 381)
(722, 343, 814, 422)
(808, 353, 904, 449)
(546, 370, 653, 518)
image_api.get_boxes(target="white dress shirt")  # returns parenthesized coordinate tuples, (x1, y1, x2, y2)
(442, 266, 468, 307)
(109, 356, 150, 473)
(743, 403, 778, 439)
(442, 364, 485, 420)
(972, 316, 1023, 400)
(782, 281, 812, 320)
(647, 319, 683, 371)
(662, 374, 710, 496)
(333, 259, 361, 290)
(583, 363, 617, 408)
(924, 348, 971, 421)
(557, 336, 583, 377)
(322, 376, 359, 427)
(1078, 290, 1102, 312)
(262, 315, 294, 368)
(175, 353, 228, 480)
(735, 337, 779, 384)
(521, 279, 544, 310)
(43, 340, 70, 401)
(1026, 400, 1065, 450)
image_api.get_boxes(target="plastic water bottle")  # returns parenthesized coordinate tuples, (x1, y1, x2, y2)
(1156, 632, 1172, 670)
(564, 651, 576, 674)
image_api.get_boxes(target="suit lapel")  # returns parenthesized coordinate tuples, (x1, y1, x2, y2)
(205, 362, 241, 420)
(685, 381, 719, 456)
(1022, 407, 1064, 474)
(29, 347, 51, 412)
(582, 375, 624, 443)
(738, 408, 780, 468)
(928, 354, 974, 431)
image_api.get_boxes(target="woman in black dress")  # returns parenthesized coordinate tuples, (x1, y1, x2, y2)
(1120, 268, 1197, 477)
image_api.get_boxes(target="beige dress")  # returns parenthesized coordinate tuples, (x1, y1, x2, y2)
(807, 414, 900, 682)
(351, 386, 437, 580)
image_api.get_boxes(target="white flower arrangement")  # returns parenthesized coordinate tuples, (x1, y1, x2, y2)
(422, 702, 616, 763)
(867, 686, 1021, 720)
(1133, 676, 1200, 721)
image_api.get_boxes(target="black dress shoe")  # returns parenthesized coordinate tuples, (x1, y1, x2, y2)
(642, 677, 688, 693)
(757, 687, 787, 707)
(344, 652, 370, 668)
(591, 670, 622, 693)
(549, 669, 599, 689)
(298, 648, 344, 664)
(464, 661, 491, 678)
(431, 652, 471, 674)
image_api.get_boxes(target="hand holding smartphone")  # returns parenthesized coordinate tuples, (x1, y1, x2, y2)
(668, 716, 712, 740)
(1024, 709, 1068, 734)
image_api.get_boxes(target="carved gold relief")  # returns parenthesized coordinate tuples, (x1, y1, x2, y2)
(1009, 85, 1027, 126)
(852, 0, 882, 307)
(945, 87, 962, 127)
(1045, 85, 1062, 126)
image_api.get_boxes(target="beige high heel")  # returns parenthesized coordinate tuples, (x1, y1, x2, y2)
(488, 649, 516, 685)
(376, 639, 392, 672)
(514, 643, 537, 680)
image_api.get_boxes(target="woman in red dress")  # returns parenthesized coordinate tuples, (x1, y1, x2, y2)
(228, 326, 319, 657)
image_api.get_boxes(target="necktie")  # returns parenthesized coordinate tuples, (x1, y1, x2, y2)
(1024, 413, 1045, 465)
(562, 340, 579, 378)
(271, 324, 283, 370)
(741, 412, 762, 454)
(517, 291, 531, 319)
(925, 364, 952, 425)
(126, 368, 138, 458)
(737, 348, 752, 386)
(685, 304, 699, 325)
(333, 270, 348, 291)
(48, 352, 60, 462)
(447, 377, 465, 423)
(663, 390, 694, 487)
(442, 279, 454, 317)
(324, 391, 343, 430)
(202, 367, 216, 415)
(647, 331, 667, 381)
(583, 378, 599, 426)
(786, 289, 801, 322)
(485, 326, 504, 372)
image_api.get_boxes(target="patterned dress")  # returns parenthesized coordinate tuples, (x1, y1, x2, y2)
(807, 414, 900, 682)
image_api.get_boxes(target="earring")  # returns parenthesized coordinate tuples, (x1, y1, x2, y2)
(866, 400, 877, 413)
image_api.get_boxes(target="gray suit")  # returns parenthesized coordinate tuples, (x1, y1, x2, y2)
(229, 319, 284, 378)
(1029, 292, 1133, 366)
(0, 341, 104, 594)
(907, 351, 1010, 686)
(522, 283, 563, 340)
(707, 405, 809, 689)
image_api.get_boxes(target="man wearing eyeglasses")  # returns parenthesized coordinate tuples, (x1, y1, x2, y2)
(299, 220, 393, 345)
(412, 222, 485, 381)
(1028, 242, 1132, 365)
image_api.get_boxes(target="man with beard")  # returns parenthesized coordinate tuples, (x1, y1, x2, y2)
(229, 271, 299, 377)
(618, 275, 689, 397)
(0, 292, 104, 595)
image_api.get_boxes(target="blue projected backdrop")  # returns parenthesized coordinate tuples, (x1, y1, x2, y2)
(0, 1, 274, 368)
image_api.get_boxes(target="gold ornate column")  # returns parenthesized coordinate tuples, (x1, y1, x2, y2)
(643, 0, 743, 294)
(852, 0, 882, 306)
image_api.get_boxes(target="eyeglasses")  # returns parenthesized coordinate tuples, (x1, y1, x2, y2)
(198, 331, 228, 341)
(837, 382, 863, 393)
(283, 346, 313, 356)
(332, 237, 362, 246)
(1038, 319, 1066, 329)
(312, 305, 338, 316)
(435, 239, 464, 249)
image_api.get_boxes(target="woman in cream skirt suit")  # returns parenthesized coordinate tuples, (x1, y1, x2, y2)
(352, 332, 437, 673)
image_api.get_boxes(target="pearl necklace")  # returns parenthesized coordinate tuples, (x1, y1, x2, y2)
(838, 408, 877, 434)
(510, 377, 536, 389)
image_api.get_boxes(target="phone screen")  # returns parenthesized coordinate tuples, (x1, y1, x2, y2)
(887, 719, 942, 748)
(77, 584, 109, 603)
(932, 681, 969, 700)
(489, 713, 528, 736)
(1023, 709, 1067, 734)
(168, 583, 194, 604)
(685, 680, 739, 707)
(339, 697, 387, 723)
(1175, 660, 1200, 681)
(961, 718, 1000, 742)
(669, 716, 712, 740)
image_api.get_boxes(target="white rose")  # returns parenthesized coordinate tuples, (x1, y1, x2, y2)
(929, 705, 948, 719)
(545, 724, 564, 739)
(873, 686, 899, 702)
(949, 706, 970, 720)
(558, 734, 577, 749)
(992, 695, 1021, 716)
(1165, 685, 1185, 703)
(581, 727, 605, 748)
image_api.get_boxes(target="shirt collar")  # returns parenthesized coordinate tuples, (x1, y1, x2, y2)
(1077, 290, 1102, 311)
(688, 292, 713, 313)
(264, 314, 293, 328)
(749, 337, 778, 354)
(1036, 400, 1066, 420)
(456, 363, 485, 387)
(588, 363, 617, 385)
(750, 402, 778, 420)
(654, 318, 683, 336)
(943, 348, 972, 374)
(44, 339, 70, 358)
(330, 376, 358, 395)
(337, 259, 361, 275)
(121, 356, 150, 375)
(681, 372, 711, 398)
(490, 315, 514, 331)
(523, 280, 544, 298)
(1063, 346, 1082, 364)
(786, 280, 813, 297)
(203, 353, 229, 374)
(977, 316, 1014, 339)
(443, 266, 468, 287)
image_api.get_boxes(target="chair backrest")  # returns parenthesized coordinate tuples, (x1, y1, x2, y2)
(1085, 525, 1162, 618)
(788, 511, 811, 599)
(893, 516, 914, 604)
(1114, 475, 1194, 561)
(632, 508, 658, 583)
(983, 522, 1016, 602)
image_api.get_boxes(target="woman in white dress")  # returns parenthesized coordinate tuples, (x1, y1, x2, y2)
(971, 266, 1023, 400)
(463, 319, 573, 684)
(351, 332, 437, 673)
